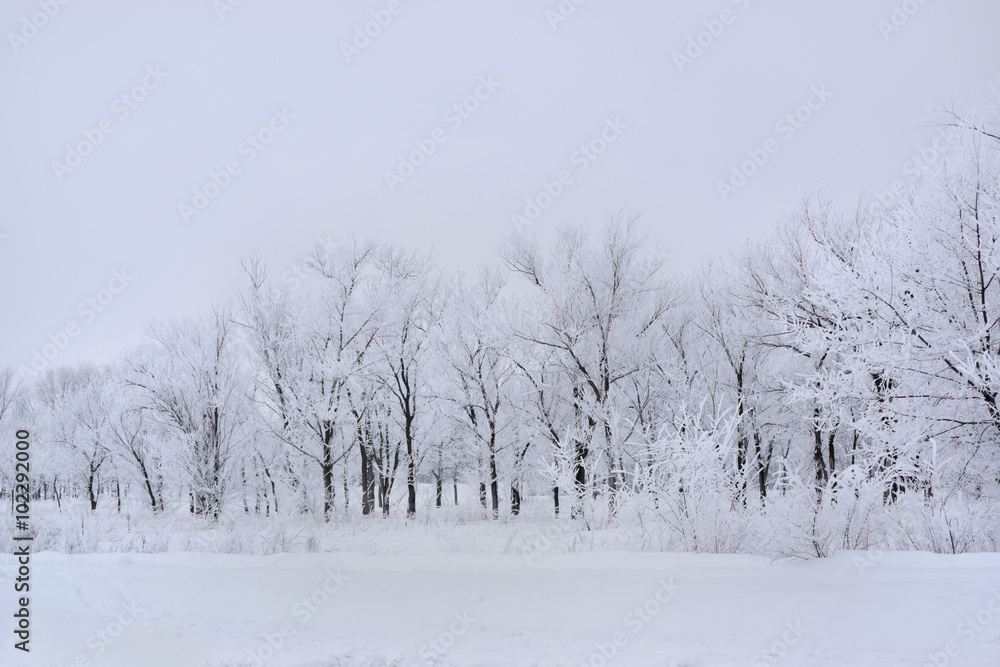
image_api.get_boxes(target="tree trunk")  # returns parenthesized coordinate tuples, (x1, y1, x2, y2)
(572, 440, 587, 519)
(364, 451, 375, 513)
(605, 422, 619, 516)
(827, 430, 836, 476)
(404, 421, 416, 518)
(322, 423, 336, 522)
(88, 465, 98, 511)
(571, 387, 590, 519)
(343, 462, 350, 509)
(489, 446, 499, 520)
(812, 407, 828, 493)
(242, 465, 249, 514)
(736, 429, 749, 504)
(259, 477, 266, 515)
(322, 457, 335, 522)
(754, 431, 768, 503)
(406, 457, 417, 518)
(263, 464, 277, 514)
(360, 439, 375, 516)
(380, 477, 390, 517)
(139, 460, 159, 511)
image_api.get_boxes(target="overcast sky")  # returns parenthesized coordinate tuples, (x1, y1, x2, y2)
(2, 0, 999, 372)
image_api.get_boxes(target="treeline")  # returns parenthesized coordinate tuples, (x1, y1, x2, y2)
(3, 105, 1000, 554)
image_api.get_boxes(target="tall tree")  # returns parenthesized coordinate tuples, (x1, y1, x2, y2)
(126, 307, 247, 519)
(502, 210, 675, 517)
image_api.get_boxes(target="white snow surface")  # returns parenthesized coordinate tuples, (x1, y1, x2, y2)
(3, 544, 1000, 666)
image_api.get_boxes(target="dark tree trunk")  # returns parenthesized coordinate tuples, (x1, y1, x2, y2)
(242, 465, 249, 513)
(828, 430, 836, 476)
(381, 477, 390, 517)
(812, 407, 828, 493)
(605, 422, 619, 516)
(343, 462, 350, 510)
(322, 458, 334, 522)
(322, 422, 336, 522)
(88, 465, 98, 511)
(364, 451, 375, 513)
(736, 429, 749, 504)
(571, 387, 591, 519)
(735, 365, 749, 505)
(489, 447, 499, 520)
(360, 439, 375, 516)
(406, 459, 416, 518)
(139, 461, 159, 511)
(754, 432, 768, 503)
(261, 476, 269, 516)
(397, 362, 418, 519)
(265, 466, 277, 515)
(572, 440, 587, 519)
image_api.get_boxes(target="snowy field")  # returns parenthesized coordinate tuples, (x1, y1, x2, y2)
(3, 535, 1000, 667)
(7, 2, 1000, 666)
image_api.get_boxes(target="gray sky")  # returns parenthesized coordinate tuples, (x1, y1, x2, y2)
(2, 0, 999, 372)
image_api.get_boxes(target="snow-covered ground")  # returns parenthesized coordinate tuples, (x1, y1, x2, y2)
(3, 539, 1000, 667)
